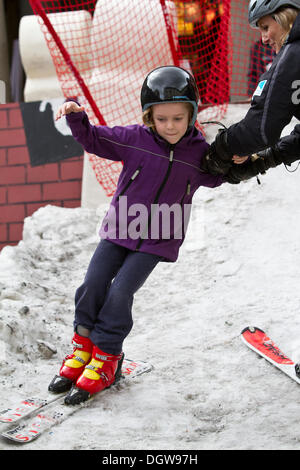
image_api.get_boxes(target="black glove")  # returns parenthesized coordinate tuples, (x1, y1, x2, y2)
(201, 129, 233, 176)
(224, 145, 285, 184)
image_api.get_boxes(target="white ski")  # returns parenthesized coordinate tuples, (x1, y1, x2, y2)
(1, 358, 152, 443)
(0, 394, 65, 424)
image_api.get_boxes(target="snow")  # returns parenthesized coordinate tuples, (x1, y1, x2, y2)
(1, 104, 300, 450)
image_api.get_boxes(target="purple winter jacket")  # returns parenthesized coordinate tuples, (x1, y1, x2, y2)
(67, 110, 224, 262)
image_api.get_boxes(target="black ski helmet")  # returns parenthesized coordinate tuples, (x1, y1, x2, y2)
(248, 0, 300, 27)
(141, 66, 199, 127)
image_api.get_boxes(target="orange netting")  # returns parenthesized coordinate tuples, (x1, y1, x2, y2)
(29, 0, 265, 197)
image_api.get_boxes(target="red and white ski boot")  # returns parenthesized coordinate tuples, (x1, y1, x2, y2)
(48, 333, 93, 393)
(64, 346, 124, 405)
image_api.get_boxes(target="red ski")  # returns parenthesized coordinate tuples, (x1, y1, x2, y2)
(241, 326, 300, 384)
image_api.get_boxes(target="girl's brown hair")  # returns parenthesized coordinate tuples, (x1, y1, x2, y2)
(142, 107, 155, 129)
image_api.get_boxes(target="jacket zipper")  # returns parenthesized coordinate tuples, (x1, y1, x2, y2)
(180, 180, 191, 206)
(117, 166, 141, 201)
(180, 180, 191, 238)
(136, 145, 175, 250)
(187, 181, 191, 196)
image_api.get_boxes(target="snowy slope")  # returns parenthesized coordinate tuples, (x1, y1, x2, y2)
(1, 104, 300, 450)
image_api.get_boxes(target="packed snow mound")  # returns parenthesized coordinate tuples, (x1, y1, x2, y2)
(0, 205, 105, 362)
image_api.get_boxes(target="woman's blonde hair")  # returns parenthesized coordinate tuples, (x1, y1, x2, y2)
(142, 102, 194, 130)
(273, 7, 299, 46)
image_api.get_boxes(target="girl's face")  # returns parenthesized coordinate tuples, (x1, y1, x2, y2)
(257, 15, 285, 53)
(152, 102, 191, 144)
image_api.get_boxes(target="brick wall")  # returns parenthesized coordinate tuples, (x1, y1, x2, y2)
(0, 102, 83, 250)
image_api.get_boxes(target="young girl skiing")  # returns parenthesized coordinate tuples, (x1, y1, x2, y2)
(48, 66, 242, 405)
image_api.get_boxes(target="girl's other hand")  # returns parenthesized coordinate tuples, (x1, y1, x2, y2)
(232, 155, 249, 164)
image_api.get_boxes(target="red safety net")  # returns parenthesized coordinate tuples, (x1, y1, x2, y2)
(28, 0, 264, 197)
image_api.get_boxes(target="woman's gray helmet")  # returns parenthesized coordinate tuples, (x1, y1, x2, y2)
(248, 0, 300, 27)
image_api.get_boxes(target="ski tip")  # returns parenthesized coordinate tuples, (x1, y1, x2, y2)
(241, 326, 265, 335)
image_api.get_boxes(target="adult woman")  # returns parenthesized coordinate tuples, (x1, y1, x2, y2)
(203, 0, 300, 183)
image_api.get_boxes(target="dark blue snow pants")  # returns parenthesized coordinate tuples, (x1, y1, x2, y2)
(74, 239, 161, 355)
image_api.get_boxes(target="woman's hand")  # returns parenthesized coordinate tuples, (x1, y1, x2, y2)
(55, 101, 85, 120)
(232, 155, 249, 164)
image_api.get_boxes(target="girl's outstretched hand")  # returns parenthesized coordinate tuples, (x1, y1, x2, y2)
(55, 101, 85, 120)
